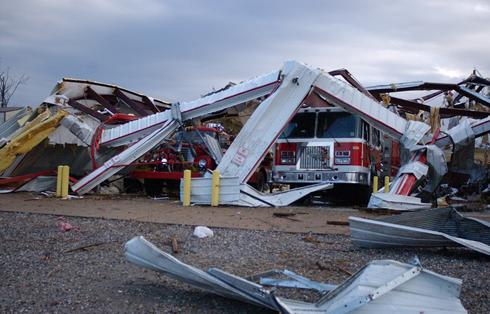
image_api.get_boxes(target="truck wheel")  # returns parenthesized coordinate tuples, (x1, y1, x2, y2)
(144, 179, 163, 197)
(358, 185, 372, 206)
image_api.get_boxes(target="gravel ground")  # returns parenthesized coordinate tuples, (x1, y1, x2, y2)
(1, 211, 489, 313)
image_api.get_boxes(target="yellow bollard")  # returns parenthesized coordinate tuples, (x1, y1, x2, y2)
(384, 176, 390, 193)
(56, 165, 63, 197)
(372, 176, 378, 193)
(211, 170, 220, 207)
(183, 170, 191, 206)
(61, 165, 69, 198)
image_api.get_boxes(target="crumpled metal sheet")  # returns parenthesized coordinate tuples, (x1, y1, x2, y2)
(447, 119, 475, 149)
(49, 115, 96, 146)
(0, 107, 32, 142)
(367, 193, 431, 211)
(425, 144, 448, 192)
(350, 207, 490, 256)
(16, 176, 56, 192)
(397, 161, 429, 180)
(201, 132, 223, 163)
(124, 236, 280, 310)
(400, 121, 431, 150)
(0, 110, 69, 173)
(124, 236, 467, 313)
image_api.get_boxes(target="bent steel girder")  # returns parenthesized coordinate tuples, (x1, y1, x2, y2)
(113, 88, 149, 116)
(85, 86, 119, 114)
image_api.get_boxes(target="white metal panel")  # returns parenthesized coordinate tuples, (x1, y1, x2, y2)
(125, 236, 466, 314)
(100, 70, 280, 147)
(216, 61, 320, 183)
(124, 236, 279, 310)
(367, 193, 431, 211)
(179, 176, 241, 204)
(237, 183, 333, 207)
(0, 107, 31, 140)
(313, 73, 408, 140)
(101, 110, 171, 147)
(180, 70, 281, 119)
(349, 216, 490, 256)
(72, 119, 180, 194)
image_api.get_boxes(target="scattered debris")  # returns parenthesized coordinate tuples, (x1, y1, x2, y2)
(56, 216, 78, 233)
(124, 236, 467, 313)
(273, 212, 297, 218)
(193, 226, 214, 238)
(64, 242, 106, 253)
(0, 61, 489, 209)
(350, 207, 490, 256)
(273, 212, 301, 222)
(316, 261, 353, 276)
(258, 269, 336, 293)
(99, 185, 120, 195)
(326, 220, 349, 226)
(302, 233, 321, 244)
(171, 235, 179, 254)
(46, 265, 61, 278)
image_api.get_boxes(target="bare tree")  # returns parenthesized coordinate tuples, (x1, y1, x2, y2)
(0, 62, 29, 108)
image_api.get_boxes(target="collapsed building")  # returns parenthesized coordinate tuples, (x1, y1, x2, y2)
(0, 62, 489, 208)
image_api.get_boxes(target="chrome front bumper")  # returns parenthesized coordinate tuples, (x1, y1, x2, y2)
(273, 170, 369, 185)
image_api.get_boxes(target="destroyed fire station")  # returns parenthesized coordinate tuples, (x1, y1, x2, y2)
(1, 60, 490, 313)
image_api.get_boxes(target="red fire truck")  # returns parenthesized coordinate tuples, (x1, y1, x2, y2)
(129, 127, 222, 195)
(130, 126, 271, 195)
(272, 107, 400, 202)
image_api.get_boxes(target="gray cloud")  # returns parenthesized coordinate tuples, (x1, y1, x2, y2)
(1, 0, 489, 106)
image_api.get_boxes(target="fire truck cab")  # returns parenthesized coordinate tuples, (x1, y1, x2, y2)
(272, 107, 400, 201)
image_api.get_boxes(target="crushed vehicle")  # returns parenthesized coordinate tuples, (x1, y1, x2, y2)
(129, 126, 224, 195)
(129, 125, 272, 195)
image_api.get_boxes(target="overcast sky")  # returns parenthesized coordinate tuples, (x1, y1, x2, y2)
(1, 0, 489, 107)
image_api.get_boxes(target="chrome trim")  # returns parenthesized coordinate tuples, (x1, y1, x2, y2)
(273, 170, 369, 185)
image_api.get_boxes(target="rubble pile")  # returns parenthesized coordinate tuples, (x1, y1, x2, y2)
(0, 61, 489, 209)
(1, 60, 490, 313)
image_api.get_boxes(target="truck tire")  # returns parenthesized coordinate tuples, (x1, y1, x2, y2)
(144, 179, 163, 197)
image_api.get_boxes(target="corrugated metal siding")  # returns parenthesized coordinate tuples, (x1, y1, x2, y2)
(380, 208, 490, 245)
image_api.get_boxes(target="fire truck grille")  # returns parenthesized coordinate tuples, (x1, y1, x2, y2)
(299, 146, 330, 169)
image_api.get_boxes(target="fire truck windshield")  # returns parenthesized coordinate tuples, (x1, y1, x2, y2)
(317, 112, 356, 138)
(279, 112, 315, 138)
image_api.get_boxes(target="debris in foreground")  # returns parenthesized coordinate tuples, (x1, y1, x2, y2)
(124, 236, 467, 313)
(350, 207, 490, 256)
(56, 216, 78, 232)
(193, 226, 214, 238)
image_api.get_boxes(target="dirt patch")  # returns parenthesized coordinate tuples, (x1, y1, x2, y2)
(0, 192, 392, 235)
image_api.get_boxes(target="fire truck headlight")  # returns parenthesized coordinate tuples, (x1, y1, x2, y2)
(198, 159, 207, 169)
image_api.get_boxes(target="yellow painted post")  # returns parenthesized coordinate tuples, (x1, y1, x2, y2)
(183, 170, 191, 206)
(384, 176, 390, 193)
(211, 170, 220, 207)
(56, 165, 63, 197)
(372, 176, 378, 193)
(61, 165, 69, 198)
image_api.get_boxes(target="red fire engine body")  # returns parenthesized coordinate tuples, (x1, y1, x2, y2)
(129, 126, 270, 194)
(271, 107, 400, 196)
